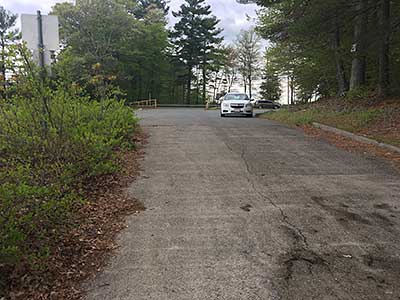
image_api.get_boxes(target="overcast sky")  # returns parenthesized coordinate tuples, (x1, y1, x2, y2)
(1, 0, 259, 43)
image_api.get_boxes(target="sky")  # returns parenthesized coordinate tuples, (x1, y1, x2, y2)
(1, 0, 259, 43)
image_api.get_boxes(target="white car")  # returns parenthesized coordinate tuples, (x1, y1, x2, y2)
(220, 93, 253, 118)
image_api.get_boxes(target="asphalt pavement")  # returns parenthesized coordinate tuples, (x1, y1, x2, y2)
(85, 108, 400, 300)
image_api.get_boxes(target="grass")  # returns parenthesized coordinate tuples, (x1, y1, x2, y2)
(259, 104, 400, 148)
(261, 108, 384, 133)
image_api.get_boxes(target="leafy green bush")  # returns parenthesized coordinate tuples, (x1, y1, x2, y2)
(0, 77, 138, 265)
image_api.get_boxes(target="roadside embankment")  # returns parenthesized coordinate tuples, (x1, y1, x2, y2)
(259, 97, 400, 167)
(259, 98, 400, 147)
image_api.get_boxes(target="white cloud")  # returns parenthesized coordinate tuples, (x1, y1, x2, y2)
(169, 0, 259, 42)
(1, 0, 73, 15)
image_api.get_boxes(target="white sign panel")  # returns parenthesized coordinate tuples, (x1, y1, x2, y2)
(21, 14, 59, 66)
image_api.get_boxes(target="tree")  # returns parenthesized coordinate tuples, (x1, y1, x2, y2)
(236, 28, 261, 99)
(255, 0, 400, 99)
(52, 0, 171, 102)
(349, 0, 369, 91)
(199, 16, 223, 103)
(256, 0, 351, 100)
(223, 45, 238, 93)
(171, 0, 223, 104)
(52, 0, 132, 79)
(0, 6, 19, 96)
(125, 0, 169, 20)
(259, 60, 281, 101)
(377, 0, 391, 96)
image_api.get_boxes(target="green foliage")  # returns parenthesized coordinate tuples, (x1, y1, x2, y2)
(260, 71, 281, 101)
(0, 69, 138, 265)
(256, 0, 400, 100)
(51, 0, 171, 102)
(171, 0, 224, 104)
(129, 0, 169, 19)
(0, 6, 20, 98)
(52, 0, 227, 105)
(236, 28, 262, 98)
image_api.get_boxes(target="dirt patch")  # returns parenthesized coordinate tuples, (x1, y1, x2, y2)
(3, 132, 148, 300)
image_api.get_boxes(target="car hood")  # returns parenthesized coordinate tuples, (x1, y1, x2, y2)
(223, 100, 251, 104)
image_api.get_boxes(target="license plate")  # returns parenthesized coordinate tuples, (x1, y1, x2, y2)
(234, 109, 241, 112)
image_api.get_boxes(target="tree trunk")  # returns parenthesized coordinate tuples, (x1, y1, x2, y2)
(350, 0, 369, 91)
(378, 0, 390, 97)
(196, 68, 200, 104)
(213, 72, 218, 100)
(228, 74, 234, 92)
(290, 76, 295, 105)
(332, 15, 349, 96)
(186, 66, 192, 104)
(248, 65, 253, 99)
(0, 37, 6, 98)
(182, 83, 185, 104)
(0, 40, 5, 79)
(202, 63, 207, 103)
(248, 74, 252, 99)
(171, 68, 176, 104)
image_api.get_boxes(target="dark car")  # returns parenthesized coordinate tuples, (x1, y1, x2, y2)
(255, 100, 281, 109)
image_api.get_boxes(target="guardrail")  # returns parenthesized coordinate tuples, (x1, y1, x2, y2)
(158, 104, 219, 108)
(129, 101, 223, 109)
(130, 99, 158, 109)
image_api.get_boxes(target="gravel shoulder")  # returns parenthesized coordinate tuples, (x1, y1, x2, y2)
(84, 109, 400, 300)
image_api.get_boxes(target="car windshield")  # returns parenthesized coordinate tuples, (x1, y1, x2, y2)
(224, 94, 249, 101)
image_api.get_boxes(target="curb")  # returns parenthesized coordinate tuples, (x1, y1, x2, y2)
(312, 122, 400, 154)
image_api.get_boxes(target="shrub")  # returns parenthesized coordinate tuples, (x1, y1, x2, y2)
(0, 77, 138, 265)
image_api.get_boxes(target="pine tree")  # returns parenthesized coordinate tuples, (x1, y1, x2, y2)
(199, 15, 223, 103)
(259, 73, 281, 101)
(172, 0, 223, 104)
(132, 0, 169, 19)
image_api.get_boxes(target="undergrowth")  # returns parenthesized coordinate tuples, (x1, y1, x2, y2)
(0, 61, 138, 290)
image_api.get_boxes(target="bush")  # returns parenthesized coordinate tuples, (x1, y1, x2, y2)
(0, 78, 138, 265)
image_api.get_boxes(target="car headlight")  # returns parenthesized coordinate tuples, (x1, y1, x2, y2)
(223, 102, 229, 108)
(245, 103, 253, 108)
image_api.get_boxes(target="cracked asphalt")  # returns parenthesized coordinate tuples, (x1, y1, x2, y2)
(85, 109, 400, 300)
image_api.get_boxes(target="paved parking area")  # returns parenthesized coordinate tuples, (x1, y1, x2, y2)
(85, 109, 400, 300)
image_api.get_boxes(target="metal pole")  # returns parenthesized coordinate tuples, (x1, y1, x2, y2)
(37, 10, 45, 70)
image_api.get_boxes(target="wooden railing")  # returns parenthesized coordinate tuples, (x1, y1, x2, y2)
(131, 99, 158, 109)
